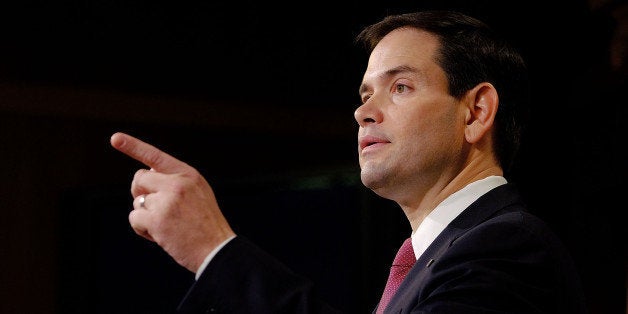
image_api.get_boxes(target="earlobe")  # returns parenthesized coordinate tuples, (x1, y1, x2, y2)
(464, 83, 498, 144)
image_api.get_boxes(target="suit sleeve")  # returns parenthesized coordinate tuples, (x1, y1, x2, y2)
(177, 236, 343, 314)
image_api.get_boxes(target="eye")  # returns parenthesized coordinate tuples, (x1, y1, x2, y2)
(394, 84, 408, 93)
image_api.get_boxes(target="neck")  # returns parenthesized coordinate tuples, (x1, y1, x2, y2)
(400, 163, 503, 232)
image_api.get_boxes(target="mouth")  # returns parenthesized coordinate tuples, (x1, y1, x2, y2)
(359, 135, 390, 151)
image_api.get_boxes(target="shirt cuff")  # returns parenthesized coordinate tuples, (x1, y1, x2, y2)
(195, 235, 237, 280)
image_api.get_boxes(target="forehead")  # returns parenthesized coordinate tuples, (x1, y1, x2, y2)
(363, 28, 442, 83)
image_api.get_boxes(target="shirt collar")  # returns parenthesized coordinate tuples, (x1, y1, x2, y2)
(411, 176, 507, 259)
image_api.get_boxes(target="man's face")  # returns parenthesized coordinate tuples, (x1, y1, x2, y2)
(355, 28, 467, 204)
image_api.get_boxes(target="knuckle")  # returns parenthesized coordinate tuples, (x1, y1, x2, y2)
(170, 181, 187, 197)
(128, 211, 140, 228)
(131, 169, 146, 195)
(133, 168, 145, 179)
(190, 170, 204, 183)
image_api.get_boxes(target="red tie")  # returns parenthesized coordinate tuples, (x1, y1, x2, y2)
(376, 237, 416, 313)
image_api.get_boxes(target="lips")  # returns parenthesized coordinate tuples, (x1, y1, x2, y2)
(359, 135, 391, 151)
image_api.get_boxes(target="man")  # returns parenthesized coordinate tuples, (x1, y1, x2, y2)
(110, 10, 587, 313)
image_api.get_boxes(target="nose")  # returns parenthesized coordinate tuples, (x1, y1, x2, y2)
(354, 98, 383, 127)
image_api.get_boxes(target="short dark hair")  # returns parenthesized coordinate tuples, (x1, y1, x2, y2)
(356, 10, 530, 173)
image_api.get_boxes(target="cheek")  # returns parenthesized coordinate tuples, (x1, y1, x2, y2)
(397, 107, 463, 157)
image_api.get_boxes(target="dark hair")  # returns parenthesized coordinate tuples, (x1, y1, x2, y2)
(355, 10, 529, 174)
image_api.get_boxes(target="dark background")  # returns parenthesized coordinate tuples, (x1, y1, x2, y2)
(0, 0, 626, 313)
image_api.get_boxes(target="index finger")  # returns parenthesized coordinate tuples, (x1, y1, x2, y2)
(110, 132, 189, 174)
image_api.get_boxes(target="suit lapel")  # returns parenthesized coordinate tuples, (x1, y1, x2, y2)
(381, 183, 523, 313)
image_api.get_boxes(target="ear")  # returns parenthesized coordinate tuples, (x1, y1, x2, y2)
(464, 82, 498, 144)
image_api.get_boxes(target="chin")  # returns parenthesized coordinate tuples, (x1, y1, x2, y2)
(360, 171, 384, 192)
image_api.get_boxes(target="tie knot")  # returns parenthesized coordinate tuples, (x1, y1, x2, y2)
(392, 237, 415, 268)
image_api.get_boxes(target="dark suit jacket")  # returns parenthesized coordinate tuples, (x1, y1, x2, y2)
(177, 183, 588, 313)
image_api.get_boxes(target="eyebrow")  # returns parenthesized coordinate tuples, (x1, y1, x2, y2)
(358, 65, 423, 96)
